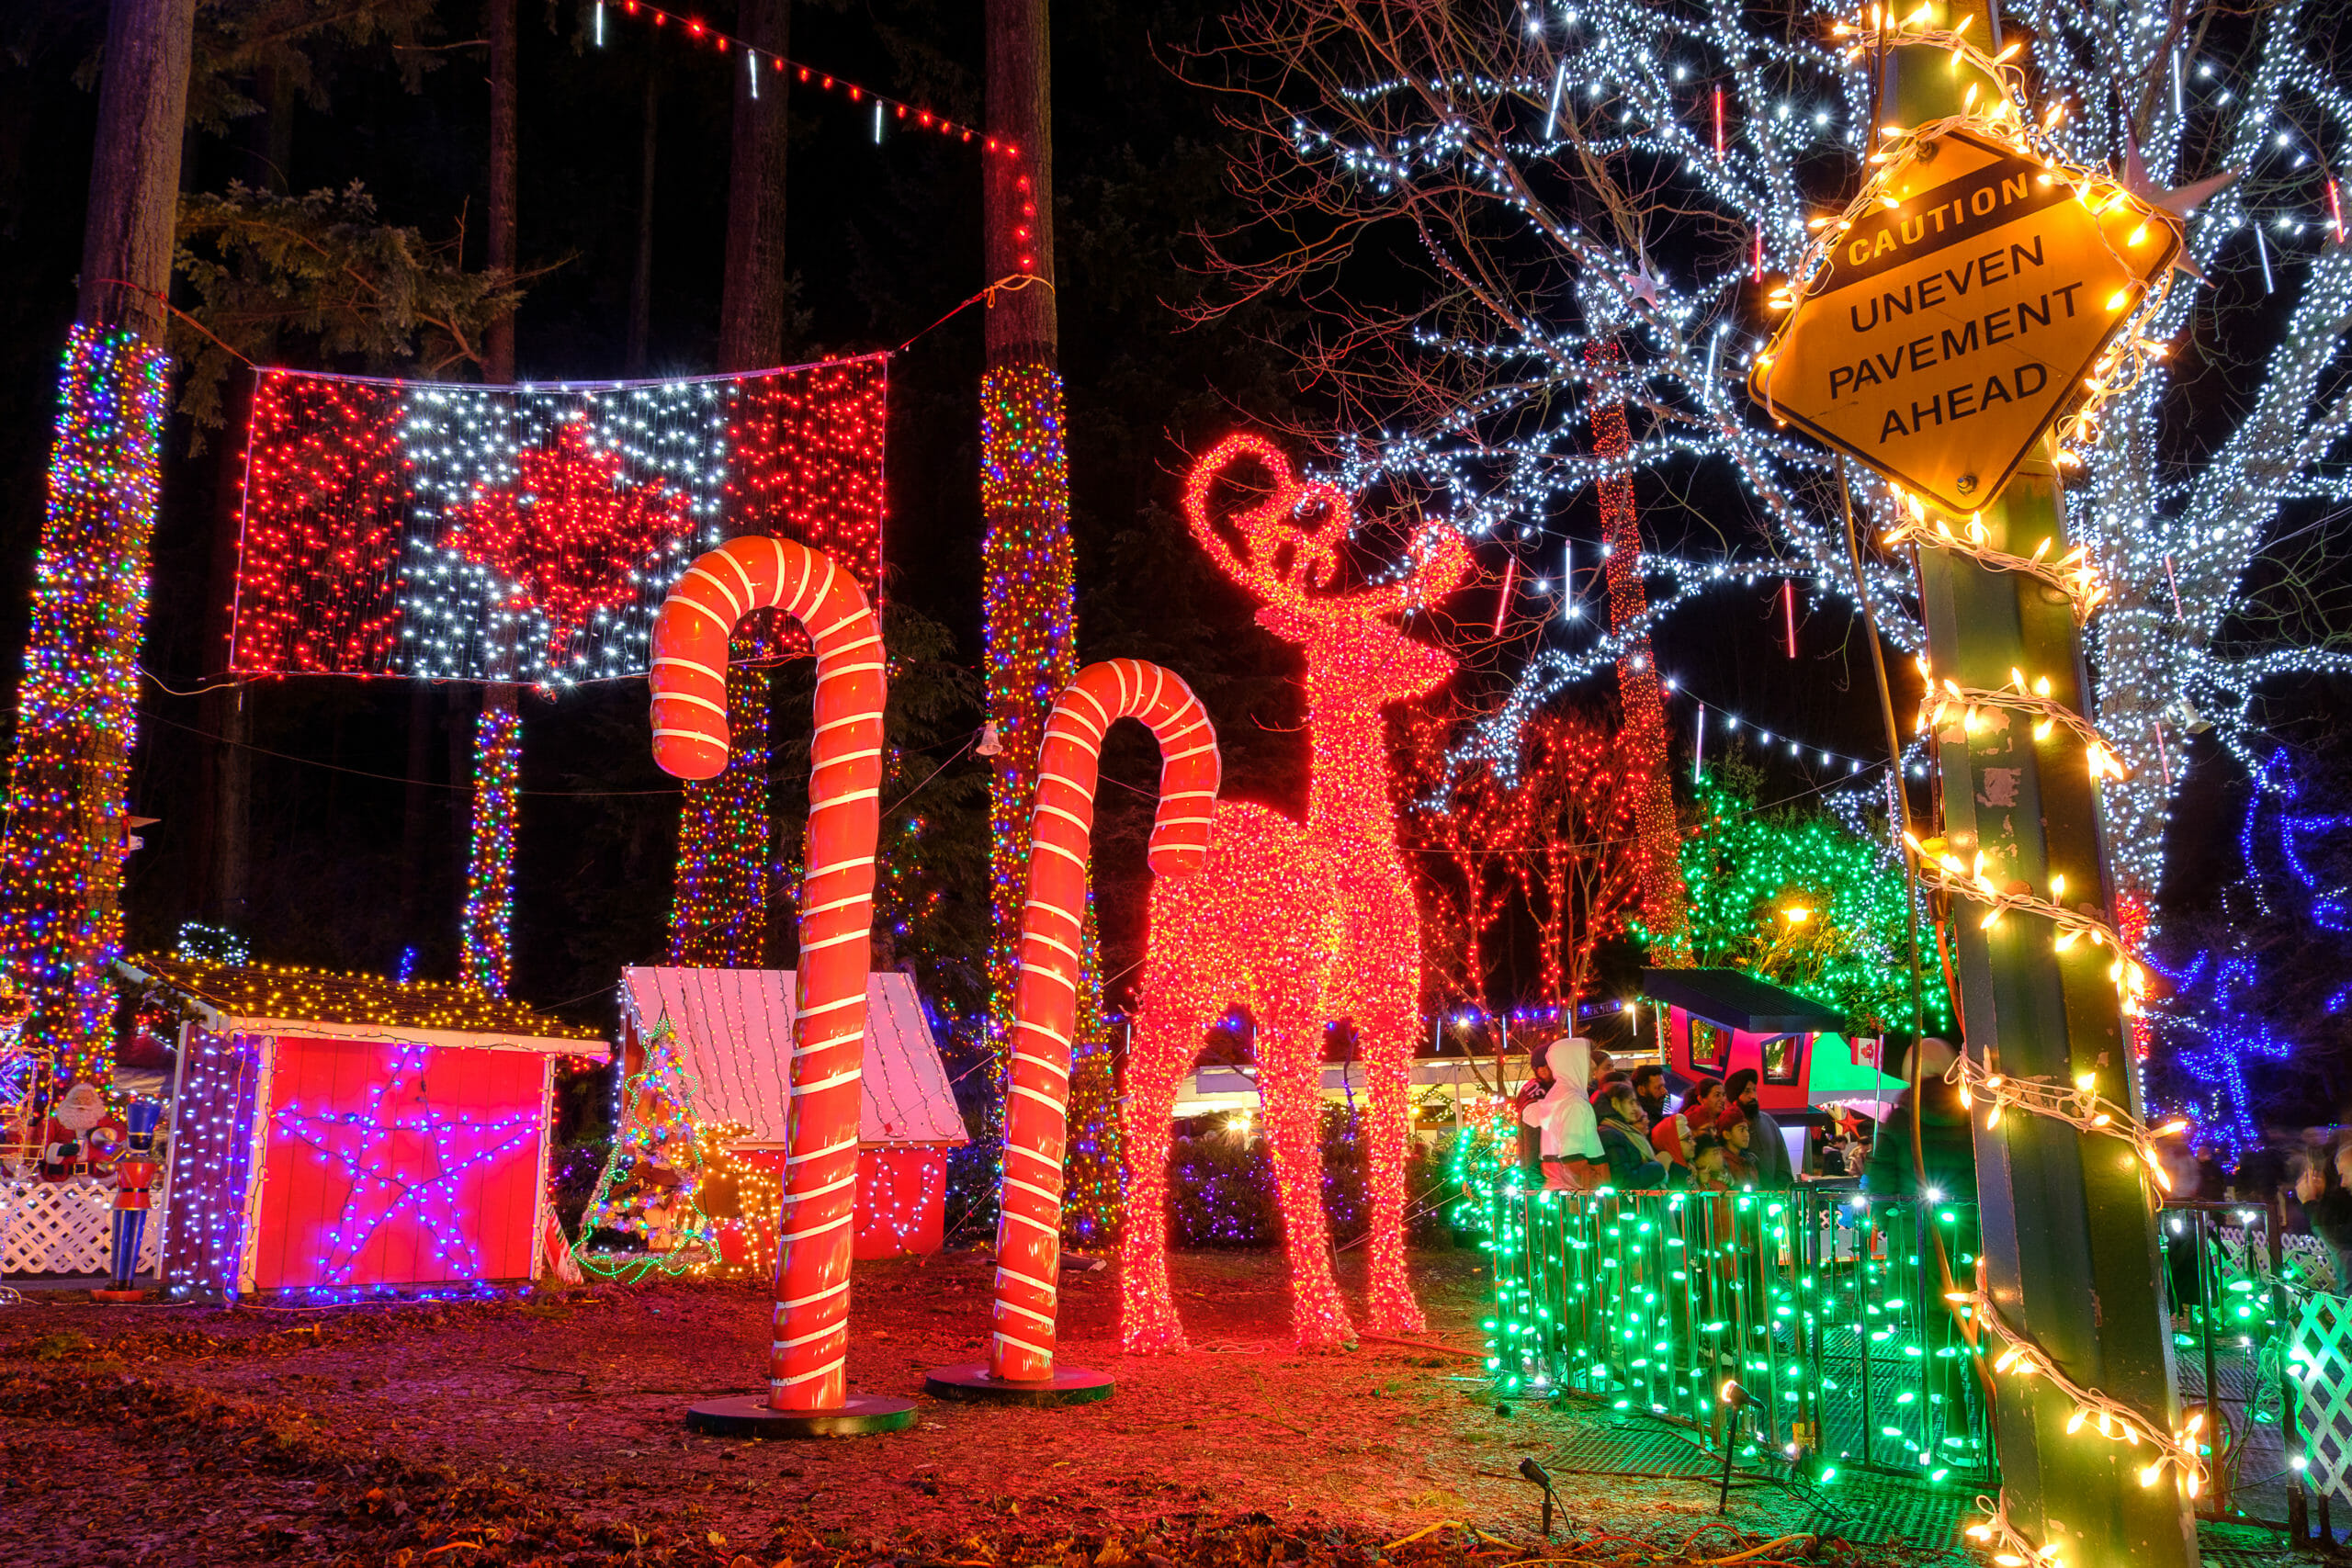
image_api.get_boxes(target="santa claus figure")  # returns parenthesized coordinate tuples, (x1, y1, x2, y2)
(40, 1082, 108, 1181)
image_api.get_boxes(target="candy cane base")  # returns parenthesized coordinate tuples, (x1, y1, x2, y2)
(684, 1393, 917, 1438)
(922, 1361, 1114, 1407)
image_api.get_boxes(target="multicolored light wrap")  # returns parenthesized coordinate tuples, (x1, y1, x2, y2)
(649, 536, 884, 1411)
(990, 660, 1219, 1382)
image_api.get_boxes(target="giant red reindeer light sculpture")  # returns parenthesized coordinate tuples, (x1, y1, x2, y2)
(647, 536, 910, 1437)
(925, 659, 1220, 1405)
(1124, 435, 1468, 1351)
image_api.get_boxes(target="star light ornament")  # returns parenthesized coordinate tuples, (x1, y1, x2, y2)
(1211, 0, 2352, 919)
(271, 1039, 540, 1288)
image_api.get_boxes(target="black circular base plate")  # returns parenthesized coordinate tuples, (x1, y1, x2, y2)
(684, 1393, 918, 1438)
(922, 1362, 1114, 1406)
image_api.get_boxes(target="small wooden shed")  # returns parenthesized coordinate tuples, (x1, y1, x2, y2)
(1641, 967, 1849, 1118)
(135, 956, 606, 1300)
(616, 966, 968, 1262)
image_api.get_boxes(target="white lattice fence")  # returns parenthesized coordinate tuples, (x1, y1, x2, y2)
(2285, 1233, 2341, 1293)
(2212, 1224, 2260, 1285)
(2288, 1288, 2352, 1509)
(1, 1179, 163, 1276)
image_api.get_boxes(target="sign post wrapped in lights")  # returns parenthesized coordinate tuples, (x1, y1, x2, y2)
(1746, 9, 2197, 1566)
(647, 535, 910, 1438)
(927, 659, 1218, 1406)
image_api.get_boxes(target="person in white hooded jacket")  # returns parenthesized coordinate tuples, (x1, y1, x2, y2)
(1521, 1035, 1605, 1189)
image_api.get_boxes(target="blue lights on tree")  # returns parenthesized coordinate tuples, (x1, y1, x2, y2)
(2149, 748, 2352, 1159)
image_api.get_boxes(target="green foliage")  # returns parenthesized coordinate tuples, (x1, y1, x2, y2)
(181, 0, 447, 134)
(170, 181, 531, 440)
(1679, 767, 1951, 1035)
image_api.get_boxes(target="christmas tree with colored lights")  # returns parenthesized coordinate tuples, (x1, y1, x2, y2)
(572, 1018, 721, 1280)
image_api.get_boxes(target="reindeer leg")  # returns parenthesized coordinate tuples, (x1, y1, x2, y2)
(1342, 979, 1428, 1336)
(1257, 1012, 1357, 1349)
(1120, 950, 1202, 1354)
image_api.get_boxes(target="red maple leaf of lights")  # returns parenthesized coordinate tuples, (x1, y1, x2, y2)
(441, 419, 692, 662)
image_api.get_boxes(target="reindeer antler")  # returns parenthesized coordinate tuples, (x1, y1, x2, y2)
(1182, 432, 1470, 618)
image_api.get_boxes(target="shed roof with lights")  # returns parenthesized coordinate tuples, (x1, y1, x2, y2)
(1641, 966, 1902, 1120)
(615, 967, 967, 1263)
(128, 955, 607, 1052)
(617, 966, 967, 1150)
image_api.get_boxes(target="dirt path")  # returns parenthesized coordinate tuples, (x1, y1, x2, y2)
(0, 1248, 1948, 1566)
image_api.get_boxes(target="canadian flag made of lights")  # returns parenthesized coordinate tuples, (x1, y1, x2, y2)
(229, 357, 887, 685)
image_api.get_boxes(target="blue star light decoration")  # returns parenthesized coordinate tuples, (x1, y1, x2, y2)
(272, 1039, 540, 1288)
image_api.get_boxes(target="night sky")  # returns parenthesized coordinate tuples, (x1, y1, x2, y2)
(0, 2, 2318, 1105)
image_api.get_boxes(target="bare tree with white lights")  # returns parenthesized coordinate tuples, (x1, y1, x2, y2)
(1190, 0, 2352, 937)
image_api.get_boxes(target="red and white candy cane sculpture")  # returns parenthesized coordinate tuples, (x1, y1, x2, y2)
(925, 659, 1219, 1406)
(653, 536, 910, 1437)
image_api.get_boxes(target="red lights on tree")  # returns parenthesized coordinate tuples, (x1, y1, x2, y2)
(1123, 434, 1467, 1351)
(1586, 340, 1690, 959)
(1401, 705, 1652, 1011)
(982, 660, 1218, 1384)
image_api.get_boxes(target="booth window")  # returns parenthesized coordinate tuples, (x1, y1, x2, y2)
(1690, 1018, 1727, 1070)
(1761, 1033, 1803, 1084)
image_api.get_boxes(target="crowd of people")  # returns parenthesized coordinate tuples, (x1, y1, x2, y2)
(1508, 1027, 2352, 1302)
(1510, 1031, 1974, 1198)
(1515, 1032, 1797, 1191)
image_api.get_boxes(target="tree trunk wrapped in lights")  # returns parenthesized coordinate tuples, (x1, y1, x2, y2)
(0, 0, 195, 1089)
(667, 0, 795, 969)
(1586, 340, 1690, 962)
(982, 0, 1089, 1100)
(460, 690, 520, 997)
(464, 0, 522, 990)
(668, 656, 774, 967)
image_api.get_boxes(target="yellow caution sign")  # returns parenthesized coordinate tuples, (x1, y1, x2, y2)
(1747, 127, 2179, 514)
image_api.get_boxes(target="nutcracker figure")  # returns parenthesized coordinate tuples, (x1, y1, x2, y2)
(97, 1099, 162, 1299)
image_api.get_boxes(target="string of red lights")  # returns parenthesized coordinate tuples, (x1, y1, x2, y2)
(592, 1, 1020, 164)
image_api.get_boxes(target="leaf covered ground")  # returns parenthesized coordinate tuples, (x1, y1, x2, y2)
(0, 1248, 1960, 1566)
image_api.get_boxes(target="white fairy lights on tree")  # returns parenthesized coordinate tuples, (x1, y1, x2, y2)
(1200, 0, 2352, 916)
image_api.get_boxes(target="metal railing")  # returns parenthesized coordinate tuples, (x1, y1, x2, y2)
(1484, 1182, 1993, 1486)
(1472, 1175, 2338, 1537)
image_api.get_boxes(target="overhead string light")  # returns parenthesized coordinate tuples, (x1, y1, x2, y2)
(1658, 674, 1892, 780)
(1237, 0, 2352, 945)
(593, 1, 1020, 162)
(1429, 547, 1886, 792)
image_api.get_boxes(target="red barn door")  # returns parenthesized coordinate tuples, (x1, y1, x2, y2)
(254, 1038, 547, 1291)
